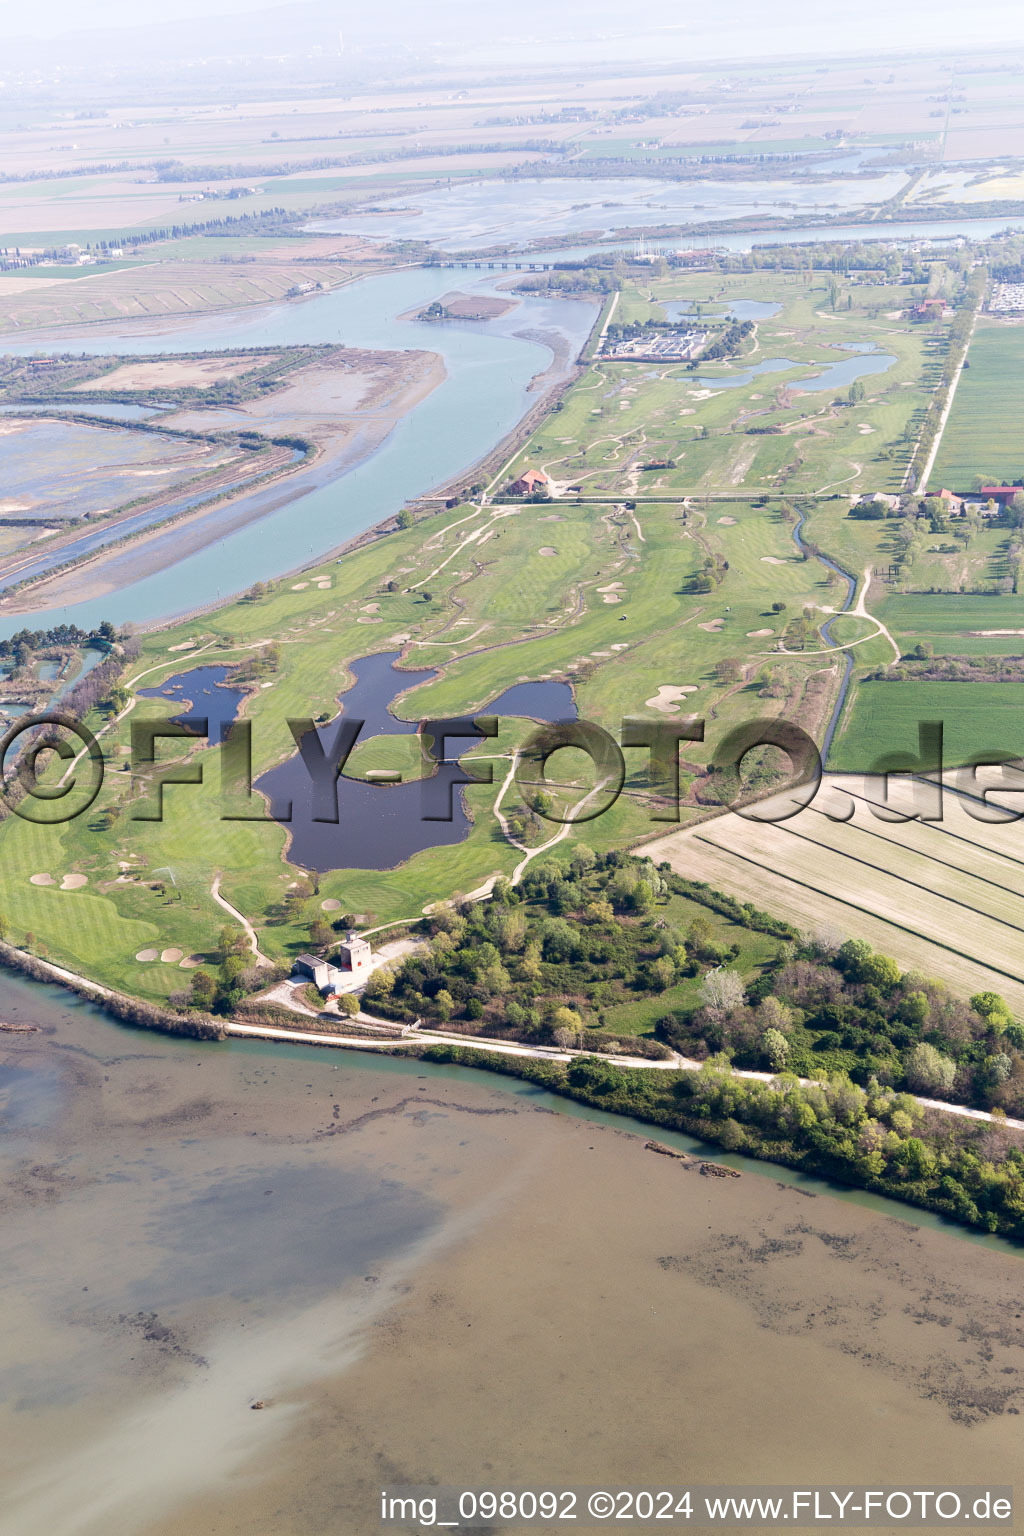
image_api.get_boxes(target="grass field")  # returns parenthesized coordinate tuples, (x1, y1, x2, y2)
(875, 593, 1024, 655)
(648, 770, 1024, 1016)
(831, 680, 1024, 770)
(932, 318, 1024, 489)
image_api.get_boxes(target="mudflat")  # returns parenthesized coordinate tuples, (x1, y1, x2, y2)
(1, 982, 1021, 1536)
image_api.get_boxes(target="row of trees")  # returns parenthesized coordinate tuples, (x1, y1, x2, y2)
(659, 930, 1024, 1116)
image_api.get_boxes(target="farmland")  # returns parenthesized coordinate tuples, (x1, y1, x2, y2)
(648, 770, 1024, 1017)
(829, 680, 1024, 770)
(931, 318, 1024, 489)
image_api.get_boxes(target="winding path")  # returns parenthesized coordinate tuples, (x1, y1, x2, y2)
(211, 874, 271, 966)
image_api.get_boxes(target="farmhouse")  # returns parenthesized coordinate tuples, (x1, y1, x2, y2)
(910, 297, 950, 320)
(509, 469, 551, 496)
(979, 485, 1024, 505)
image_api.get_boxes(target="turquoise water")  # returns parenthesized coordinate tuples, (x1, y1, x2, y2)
(0, 269, 594, 639)
(698, 346, 897, 393)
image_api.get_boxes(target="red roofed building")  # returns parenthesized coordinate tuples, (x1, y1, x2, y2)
(980, 486, 1023, 503)
(510, 469, 551, 496)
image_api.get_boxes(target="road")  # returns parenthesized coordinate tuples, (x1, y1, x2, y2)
(224, 1015, 1024, 1131)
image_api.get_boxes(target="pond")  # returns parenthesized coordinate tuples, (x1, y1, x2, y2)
(145, 652, 577, 873)
(138, 663, 249, 740)
(662, 298, 782, 322)
(697, 343, 897, 393)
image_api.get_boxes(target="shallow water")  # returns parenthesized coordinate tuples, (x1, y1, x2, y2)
(0, 271, 594, 639)
(0, 974, 1020, 1535)
(308, 174, 908, 250)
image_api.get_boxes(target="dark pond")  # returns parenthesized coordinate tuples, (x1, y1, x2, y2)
(139, 664, 247, 740)
(148, 652, 576, 873)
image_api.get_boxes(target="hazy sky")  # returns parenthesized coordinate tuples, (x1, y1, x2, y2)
(8, 0, 1024, 57)
(5, 0, 281, 37)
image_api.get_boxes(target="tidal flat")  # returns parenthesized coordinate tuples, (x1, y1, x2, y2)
(0, 974, 1021, 1536)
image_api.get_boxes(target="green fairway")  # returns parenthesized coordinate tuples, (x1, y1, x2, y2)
(932, 319, 1024, 490)
(506, 270, 936, 499)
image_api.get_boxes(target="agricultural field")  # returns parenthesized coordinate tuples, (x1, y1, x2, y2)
(647, 769, 1024, 1017)
(505, 270, 941, 498)
(830, 679, 1024, 770)
(873, 593, 1024, 656)
(0, 257, 369, 335)
(931, 318, 1024, 489)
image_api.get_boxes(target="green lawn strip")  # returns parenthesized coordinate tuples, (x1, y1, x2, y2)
(932, 318, 1024, 488)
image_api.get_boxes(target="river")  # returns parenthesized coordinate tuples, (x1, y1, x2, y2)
(0, 267, 596, 640)
(2, 183, 1021, 644)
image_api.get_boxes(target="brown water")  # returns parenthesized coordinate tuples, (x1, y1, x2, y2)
(0, 975, 1021, 1536)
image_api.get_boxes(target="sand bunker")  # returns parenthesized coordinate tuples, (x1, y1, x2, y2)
(291, 581, 309, 591)
(539, 515, 565, 522)
(597, 582, 624, 592)
(747, 628, 774, 638)
(135, 948, 159, 963)
(357, 616, 383, 624)
(317, 580, 331, 589)
(29, 873, 55, 886)
(611, 643, 629, 651)
(717, 516, 737, 525)
(321, 898, 342, 911)
(168, 641, 196, 652)
(160, 948, 183, 964)
(179, 954, 205, 969)
(645, 685, 699, 714)
(760, 556, 787, 565)
(602, 594, 622, 604)
(698, 618, 725, 632)
(361, 602, 380, 613)
(61, 873, 88, 890)
(538, 547, 558, 556)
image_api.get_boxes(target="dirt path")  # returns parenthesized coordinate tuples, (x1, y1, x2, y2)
(222, 1013, 1024, 1131)
(211, 874, 271, 966)
(816, 461, 863, 494)
(916, 307, 978, 493)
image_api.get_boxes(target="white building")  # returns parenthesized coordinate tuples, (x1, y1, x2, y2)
(335, 935, 372, 976)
